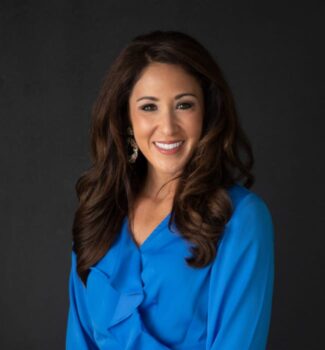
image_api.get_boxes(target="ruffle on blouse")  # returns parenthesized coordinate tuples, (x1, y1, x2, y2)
(86, 220, 145, 335)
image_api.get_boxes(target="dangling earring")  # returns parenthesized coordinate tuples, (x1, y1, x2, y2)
(127, 126, 138, 163)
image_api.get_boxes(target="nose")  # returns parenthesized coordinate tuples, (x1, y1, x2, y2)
(159, 107, 179, 136)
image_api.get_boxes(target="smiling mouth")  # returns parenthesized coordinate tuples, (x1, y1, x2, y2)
(153, 141, 185, 155)
(153, 141, 184, 150)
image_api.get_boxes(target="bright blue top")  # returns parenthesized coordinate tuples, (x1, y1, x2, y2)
(66, 183, 275, 350)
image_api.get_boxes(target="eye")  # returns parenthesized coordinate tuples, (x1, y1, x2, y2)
(140, 104, 157, 111)
(177, 102, 194, 110)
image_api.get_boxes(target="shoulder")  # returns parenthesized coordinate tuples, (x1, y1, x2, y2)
(223, 183, 275, 248)
(226, 183, 273, 222)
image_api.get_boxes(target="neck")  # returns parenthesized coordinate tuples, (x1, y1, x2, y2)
(141, 167, 180, 202)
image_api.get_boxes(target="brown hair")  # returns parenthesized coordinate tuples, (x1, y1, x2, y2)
(72, 30, 254, 285)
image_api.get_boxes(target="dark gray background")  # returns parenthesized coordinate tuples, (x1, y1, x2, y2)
(1, 1, 324, 349)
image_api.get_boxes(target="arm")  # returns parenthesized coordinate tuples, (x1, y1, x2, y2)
(206, 193, 275, 350)
(65, 250, 98, 350)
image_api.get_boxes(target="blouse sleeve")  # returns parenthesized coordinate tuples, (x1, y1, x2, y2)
(66, 250, 98, 350)
(206, 193, 275, 350)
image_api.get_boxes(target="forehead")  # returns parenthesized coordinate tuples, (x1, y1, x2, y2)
(130, 62, 202, 98)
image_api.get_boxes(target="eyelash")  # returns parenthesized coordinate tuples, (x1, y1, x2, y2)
(140, 102, 194, 112)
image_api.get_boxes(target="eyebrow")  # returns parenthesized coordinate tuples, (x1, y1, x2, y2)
(136, 93, 197, 102)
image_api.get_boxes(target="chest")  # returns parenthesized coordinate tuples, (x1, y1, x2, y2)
(130, 202, 171, 247)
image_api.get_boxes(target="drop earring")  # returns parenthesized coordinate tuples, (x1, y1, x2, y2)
(127, 126, 138, 163)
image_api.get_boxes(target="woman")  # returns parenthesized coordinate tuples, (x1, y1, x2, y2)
(66, 30, 275, 350)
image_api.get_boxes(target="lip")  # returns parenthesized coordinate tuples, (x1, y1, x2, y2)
(153, 140, 184, 155)
(153, 140, 184, 144)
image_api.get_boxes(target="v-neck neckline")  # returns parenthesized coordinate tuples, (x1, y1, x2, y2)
(125, 212, 172, 251)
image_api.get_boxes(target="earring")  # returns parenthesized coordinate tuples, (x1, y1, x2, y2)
(127, 126, 138, 163)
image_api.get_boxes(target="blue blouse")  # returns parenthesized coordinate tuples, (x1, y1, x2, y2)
(66, 184, 275, 349)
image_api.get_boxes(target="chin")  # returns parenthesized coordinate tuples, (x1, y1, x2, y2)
(156, 163, 186, 175)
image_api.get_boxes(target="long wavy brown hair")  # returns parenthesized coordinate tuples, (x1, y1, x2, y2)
(72, 30, 255, 285)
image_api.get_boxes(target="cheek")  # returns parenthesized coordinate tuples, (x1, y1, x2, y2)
(184, 113, 203, 138)
(130, 108, 149, 132)
(132, 116, 154, 144)
(135, 118, 152, 134)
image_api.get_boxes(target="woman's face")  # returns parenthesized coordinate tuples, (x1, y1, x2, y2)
(128, 62, 204, 179)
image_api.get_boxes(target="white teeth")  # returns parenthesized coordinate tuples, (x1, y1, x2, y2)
(154, 141, 183, 150)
